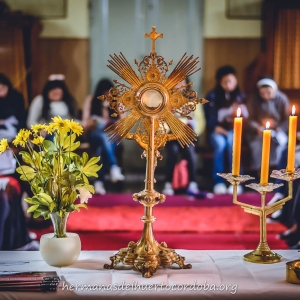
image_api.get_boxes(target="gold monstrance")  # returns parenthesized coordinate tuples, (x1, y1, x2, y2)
(99, 26, 207, 278)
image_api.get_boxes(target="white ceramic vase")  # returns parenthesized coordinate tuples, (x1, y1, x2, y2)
(39, 212, 81, 267)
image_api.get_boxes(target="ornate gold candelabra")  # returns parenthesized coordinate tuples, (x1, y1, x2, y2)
(218, 169, 300, 263)
(99, 26, 207, 277)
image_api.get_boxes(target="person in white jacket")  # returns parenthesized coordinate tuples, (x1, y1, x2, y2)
(27, 74, 77, 128)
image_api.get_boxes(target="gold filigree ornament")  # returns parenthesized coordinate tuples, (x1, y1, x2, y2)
(99, 26, 208, 278)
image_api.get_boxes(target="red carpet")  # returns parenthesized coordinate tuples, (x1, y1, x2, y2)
(31, 193, 289, 250)
(68, 205, 286, 233)
(69, 193, 286, 233)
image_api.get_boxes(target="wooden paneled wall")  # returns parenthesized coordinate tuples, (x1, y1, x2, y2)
(35, 38, 261, 110)
(203, 38, 262, 95)
(36, 38, 89, 109)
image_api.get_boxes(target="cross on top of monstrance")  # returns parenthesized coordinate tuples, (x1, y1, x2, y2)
(145, 26, 163, 54)
(98, 27, 208, 151)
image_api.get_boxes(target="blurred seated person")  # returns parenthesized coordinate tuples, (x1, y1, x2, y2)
(27, 74, 77, 127)
(268, 144, 300, 223)
(0, 74, 37, 250)
(246, 78, 290, 175)
(0, 153, 38, 250)
(0, 73, 26, 139)
(162, 79, 206, 197)
(204, 66, 247, 194)
(276, 181, 300, 249)
(82, 79, 124, 195)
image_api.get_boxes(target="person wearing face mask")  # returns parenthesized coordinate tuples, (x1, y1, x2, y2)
(204, 66, 248, 195)
(27, 74, 77, 127)
(246, 78, 290, 175)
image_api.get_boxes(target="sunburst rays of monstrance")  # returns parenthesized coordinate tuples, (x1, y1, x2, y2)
(98, 26, 208, 278)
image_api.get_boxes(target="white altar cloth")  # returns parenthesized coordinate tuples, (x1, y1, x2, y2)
(0, 250, 299, 299)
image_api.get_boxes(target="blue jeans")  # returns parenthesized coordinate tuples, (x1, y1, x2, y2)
(88, 124, 117, 181)
(210, 130, 241, 185)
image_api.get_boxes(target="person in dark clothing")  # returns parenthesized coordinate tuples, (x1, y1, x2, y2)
(162, 79, 206, 197)
(0, 74, 37, 250)
(0, 177, 37, 250)
(82, 79, 124, 195)
(289, 185, 300, 249)
(275, 180, 300, 249)
(163, 140, 200, 196)
(204, 66, 247, 194)
(0, 73, 26, 139)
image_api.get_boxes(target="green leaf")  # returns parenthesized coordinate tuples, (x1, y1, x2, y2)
(24, 197, 35, 204)
(31, 198, 41, 205)
(63, 134, 80, 151)
(16, 166, 36, 181)
(65, 204, 75, 212)
(44, 211, 50, 220)
(80, 156, 102, 178)
(32, 150, 42, 168)
(38, 193, 53, 203)
(63, 133, 76, 149)
(69, 141, 80, 151)
(27, 204, 39, 213)
(69, 174, 76, 185)
(43, 140, 56, 151)
(82, 184, 94, 194)
(20, 151, 35, 167)
(69, 152, 80, 159)
(84, 156, 100, 169)
(31, 184, 39, 194)
(69, 190, 78, 203)
(35, 205, 48, 212)
(74, 203, 88, 212)
(33, 196, 49, 206)
(74, 179, 84, 186)
(82, 152, 89, 165)
(33, 210, 41, 218)
(82, 174, 89, 184)
(49, 202, 56, 212)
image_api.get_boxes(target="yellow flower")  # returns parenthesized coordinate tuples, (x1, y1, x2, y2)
(12, 135, 25, 147)
(46, 123, 56, 134)
(32, 136, 45, 145)
(31, 124, 47, 133)
(12, 129, 31, 147)
(0, 138, 9, 154)
(22, 129, 31, 141)
(66, 120, 83, 136)
(50, 116, 70, 135)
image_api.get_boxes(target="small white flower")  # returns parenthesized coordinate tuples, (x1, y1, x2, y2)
(78, 187, 92, 204)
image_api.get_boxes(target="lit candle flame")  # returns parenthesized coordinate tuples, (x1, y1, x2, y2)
(266, 121, 270, 129)
(237, 107, 241, 117)
(292, 105, 296, 116)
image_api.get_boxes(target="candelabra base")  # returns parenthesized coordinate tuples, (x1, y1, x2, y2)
(244, 242, 282, 264)
(104, 240, 192, 278)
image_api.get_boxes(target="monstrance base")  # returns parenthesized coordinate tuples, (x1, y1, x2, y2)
(243, 242, 282, 264)
(104, 240, 192, 278)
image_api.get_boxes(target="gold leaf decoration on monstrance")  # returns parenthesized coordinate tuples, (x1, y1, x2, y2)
(98, 26, 208, 149)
